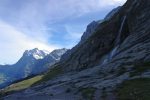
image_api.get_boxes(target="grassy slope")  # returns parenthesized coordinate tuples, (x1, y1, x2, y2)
(117, 78, 150, 100)
(1, 65, 62, 96)
(33, 66, 63, 85)
(1, 75, 43, 94)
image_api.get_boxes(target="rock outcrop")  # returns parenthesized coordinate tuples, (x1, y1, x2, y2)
(1, 0, 150, 99)
(60, 0, 150, 72)
(80, 21, 99, 44)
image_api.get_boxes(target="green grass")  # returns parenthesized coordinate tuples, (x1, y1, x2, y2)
(0, 75, 43, 97)
(34, 66, 63, 85)
(117, 78, 150, 100)
(0, 66, 63, 98)
(3, 75, 43, 92)
(130, 61, 150, 77)
(79, 87, 96, 100)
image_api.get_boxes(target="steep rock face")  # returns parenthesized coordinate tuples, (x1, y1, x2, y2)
(100, 0, 150, 72)
(60, 6, 121, 65)
(60, 0, 150, 72)
(50, 48, 68, 61)
(60, 21, 100, 62)
(80, 21, 99, 44)
(1, 0, 150, 99)
(104, 6, 121, 21)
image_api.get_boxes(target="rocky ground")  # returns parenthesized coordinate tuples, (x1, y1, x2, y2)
(1, 0, 150, 100)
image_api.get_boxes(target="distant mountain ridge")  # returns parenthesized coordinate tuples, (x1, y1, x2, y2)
(23, 48, 49, 60)
(1, 0, 150, 99)
(0, 48, 67, 88)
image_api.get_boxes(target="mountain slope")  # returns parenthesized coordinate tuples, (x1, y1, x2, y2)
(0, 75, 43, 97)
(60, 0, 150, 72)
(1, 0, 150, 99)
(0, 48, 67, 89)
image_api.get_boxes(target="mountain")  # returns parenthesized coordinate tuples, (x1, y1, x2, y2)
(23, 48, 49, 60)
(0, 48, 67, 89)
(80, 21, 99, 44)
(1, 0, 150, 99)
(104, 6, 121, 21)
(60, 6, 121, 63)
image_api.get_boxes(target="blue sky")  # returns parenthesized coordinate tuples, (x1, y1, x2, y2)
(0, 0, 126, 64)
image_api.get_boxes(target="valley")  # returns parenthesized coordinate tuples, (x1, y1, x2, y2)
(0, 0, 150, 99)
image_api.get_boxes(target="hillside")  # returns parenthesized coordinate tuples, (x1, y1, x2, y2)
(0, 75, 43, 97)
(1, 0, 150, 100)
(0, 48, 67, 89)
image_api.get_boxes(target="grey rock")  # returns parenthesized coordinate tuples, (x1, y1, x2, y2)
(1, 0, 150, 100)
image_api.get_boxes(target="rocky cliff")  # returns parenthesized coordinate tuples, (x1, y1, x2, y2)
(60, 0, 150, 72)
(1, 0, 150, 99)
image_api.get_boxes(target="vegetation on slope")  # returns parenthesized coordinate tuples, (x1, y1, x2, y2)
(33, 66, 63, 85)
(117, 78, 150, 100)
(0, 75, 43, 97)
(79, 87, 96, 100)
(130, 61, 150, 77)
(0, 65, 63, 98)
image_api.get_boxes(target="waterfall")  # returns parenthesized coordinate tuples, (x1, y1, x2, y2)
(102, 58, 108, 65)
(115, 16, 127, 46)
(101, 16, 127, 65)
(101, 46, 119, 65)
(109, 45, 119, 60)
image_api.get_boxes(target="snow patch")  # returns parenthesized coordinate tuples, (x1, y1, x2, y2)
(25, 48, 50, 60)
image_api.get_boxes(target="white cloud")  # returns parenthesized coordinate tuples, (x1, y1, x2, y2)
(99, 0, 127, 7)
(0, 0, 127, 41)
(0, 0, 127, 64)
(43, 0, 126, 19)
(0, 20, 60, 64)
(64, 25, 83, 48)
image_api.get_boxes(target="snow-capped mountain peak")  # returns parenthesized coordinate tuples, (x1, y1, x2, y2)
(24, 48, 50, 60)
(50, 48, 68, 60)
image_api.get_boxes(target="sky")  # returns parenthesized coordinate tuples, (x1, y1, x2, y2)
(0, 0, 126, 65)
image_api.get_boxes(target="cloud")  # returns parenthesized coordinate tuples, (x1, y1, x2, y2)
(64, 25, 84, 45)
(0, 0, 127, 42)
(0, 0, 127, 24)
(98, 0, 127, 6)
(0, 20, 60, 64)
(0, 0, 127, 64)
(64, 25, 84, 42)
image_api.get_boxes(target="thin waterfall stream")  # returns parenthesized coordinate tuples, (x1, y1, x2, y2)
(115, 16, 127, 46)
(102, 16, 127, 65)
